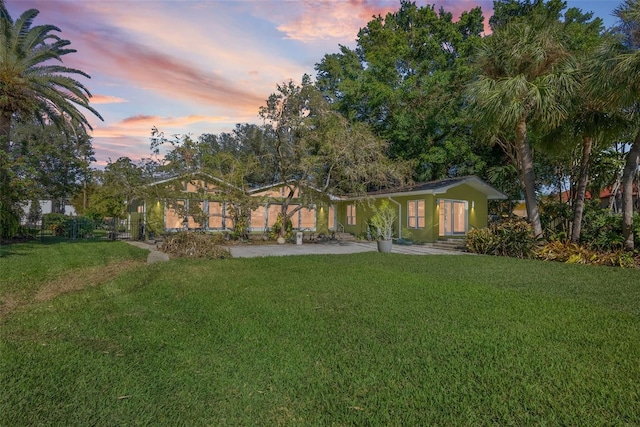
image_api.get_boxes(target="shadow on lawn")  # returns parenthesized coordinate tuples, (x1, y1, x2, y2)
(0, 238, 119, 258)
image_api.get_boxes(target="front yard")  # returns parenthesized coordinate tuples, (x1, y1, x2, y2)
(1, 241, 639, 425)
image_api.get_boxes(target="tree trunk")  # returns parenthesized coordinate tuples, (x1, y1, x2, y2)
(515, 118, 543, 238)
(571, 135, 593, 243)
(621, 132, 640, 251)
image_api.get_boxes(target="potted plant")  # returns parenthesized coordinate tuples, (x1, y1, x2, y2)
(370, 200, 397, 253)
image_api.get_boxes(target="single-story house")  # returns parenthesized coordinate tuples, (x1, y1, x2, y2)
(335, 175, 506, 242)
(132, 174, 333, 237)
(134, 174, 505, 243)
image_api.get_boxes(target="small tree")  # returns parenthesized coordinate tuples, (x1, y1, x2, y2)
(370, 200, 398, 241)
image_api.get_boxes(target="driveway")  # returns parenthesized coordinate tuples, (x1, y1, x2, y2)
(127, 240, 469, 263)
(223, 241, 469, 258)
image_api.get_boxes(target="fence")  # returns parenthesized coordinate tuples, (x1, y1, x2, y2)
(19, 215, 148, 242)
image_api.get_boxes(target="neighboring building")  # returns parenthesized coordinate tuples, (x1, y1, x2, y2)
(136, 174, 505, 243)
(21, 199, 76, 225)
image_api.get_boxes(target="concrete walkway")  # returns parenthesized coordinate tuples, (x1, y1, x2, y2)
(125, 241, 170, 264)
(126, 240, 468, 263)
(223, 241, 469, 258)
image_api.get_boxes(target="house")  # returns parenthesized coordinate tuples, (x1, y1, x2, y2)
(136, 175, 334, 237)
(136, 174, 505, 243)
(21, 199, 77, 226)
(335, 175, 506, 243)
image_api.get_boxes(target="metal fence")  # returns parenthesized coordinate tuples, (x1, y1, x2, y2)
(20, 215, 148, 243)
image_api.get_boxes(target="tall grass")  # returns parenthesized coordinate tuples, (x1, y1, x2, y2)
(1, 247, 639, 425)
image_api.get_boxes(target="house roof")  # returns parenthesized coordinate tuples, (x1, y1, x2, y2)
(248, 181, 343, 201)
(147, 172, 236, 189)
(558, 184, 639, 202)
(346, 175, 507, 200)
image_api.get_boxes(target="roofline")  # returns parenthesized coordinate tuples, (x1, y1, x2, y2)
(339, 176, 507, 201)
(148, 172, 235, 189)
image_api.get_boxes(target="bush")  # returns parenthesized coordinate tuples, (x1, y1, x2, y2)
(540, 200, 571, 240)
(269, 213, 293, 241)
(43, 213, 68, 236)
(0, 201, 21, 240)
(465, 227, 495, 254)
(535, 240, 637, 268)
(466, 218, 537, 259)
(160, 232, 231, 259)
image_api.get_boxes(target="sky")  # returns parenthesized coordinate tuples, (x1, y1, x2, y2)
(5, 0, 620, 167)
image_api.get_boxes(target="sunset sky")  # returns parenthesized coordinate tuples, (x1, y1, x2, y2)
(5, 0, 618, 167)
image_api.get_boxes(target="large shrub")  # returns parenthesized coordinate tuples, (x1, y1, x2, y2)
(466, 218, 537, 258)
(539, 199, 572, 241)
(43, 213, 68, 236)
(579, 202, 640, 251)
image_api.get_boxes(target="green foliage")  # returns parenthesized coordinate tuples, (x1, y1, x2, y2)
(160, 232, 231, 259)
(315, 2, 487, 181)
(539, 199, 572, 240)
(41, 214, 98, 239)
(579, 203, 640, 251)
(0, 5, 102, 239)
(269, 213, 293, 240)
(535, 240, 638, 268)
(465, 227, 495, 254)
(465, 218, 538, 258)
(43, 213, 68, 236)
(369, 200, 398, 240)
(26, 199, 42, 227)
(0, 201, 21, 240)
(228, 205, 250, 241)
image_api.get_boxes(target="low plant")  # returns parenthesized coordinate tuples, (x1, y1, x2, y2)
(465, 227, 495, 254)
(269, 213, 293, 240)
(466, 218, 537, 258)
(535, 240, 638, 268)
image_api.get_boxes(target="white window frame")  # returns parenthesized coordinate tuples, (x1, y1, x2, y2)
(407, 199, 425, 229)
(346, 204, 356, 226)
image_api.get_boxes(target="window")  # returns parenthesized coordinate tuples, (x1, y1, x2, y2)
(208, 201, 225, 229)
(250, 205, 267, 230)
(407, 200, 425, 228)
(328, 205, 336, 230)
(346, 204, 356, 226)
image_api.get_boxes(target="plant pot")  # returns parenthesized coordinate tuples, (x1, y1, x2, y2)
(377, 239, 392, 253)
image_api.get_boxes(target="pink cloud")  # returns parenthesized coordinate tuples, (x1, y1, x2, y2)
(272, 0, 493, 42)
(91, 95, 128, 104)
(80, 33, 265, 112)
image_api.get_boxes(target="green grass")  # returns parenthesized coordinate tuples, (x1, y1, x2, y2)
(1, 244, 640, 425)
(0, 240, 148, 312)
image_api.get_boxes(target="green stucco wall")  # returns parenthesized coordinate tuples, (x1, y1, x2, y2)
(335, 183, 491, 243)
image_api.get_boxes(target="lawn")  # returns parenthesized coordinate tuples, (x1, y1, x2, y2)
(1, 242, 639, 425)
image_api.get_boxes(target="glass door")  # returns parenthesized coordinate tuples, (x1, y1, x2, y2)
(439, 200, 468, 236)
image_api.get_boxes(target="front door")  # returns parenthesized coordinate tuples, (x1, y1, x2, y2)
(439, 200, 468, 236)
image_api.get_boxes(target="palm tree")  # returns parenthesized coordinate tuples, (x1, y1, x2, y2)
(590, 0, 640, 251)
(0, 4, 102, 237)
(468, 15, 577, 238)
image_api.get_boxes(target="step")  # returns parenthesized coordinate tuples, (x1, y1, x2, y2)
(334, 232, 356, 242)
(431, 239, 467, 252)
